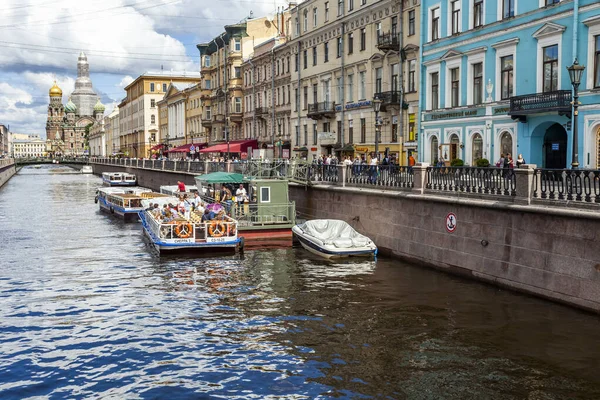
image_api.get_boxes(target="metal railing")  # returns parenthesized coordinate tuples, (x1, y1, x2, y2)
(307, 102, 336, 115)
(509, 90, 571, 115)
(377, 32, 400, 50)
(346, 165, 413, 188)
(230, 202, 296, 227)
(147, 212, 237, 241)
(426, 167, 516, 196)
(0, 158, 15, 168)
(533, 169, 600, 203)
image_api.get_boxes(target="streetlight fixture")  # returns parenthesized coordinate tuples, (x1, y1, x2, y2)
(372, 95, 383, 161)
(566, 58, 585, 169)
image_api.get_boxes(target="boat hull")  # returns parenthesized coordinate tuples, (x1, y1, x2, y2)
(98, 197, 142, 221)
(102, 180, 137, 187)
(294, 230, 376, 259)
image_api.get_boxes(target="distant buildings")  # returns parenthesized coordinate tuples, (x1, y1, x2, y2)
(0, 124, 8, 156)
(10, 134, 46, 157)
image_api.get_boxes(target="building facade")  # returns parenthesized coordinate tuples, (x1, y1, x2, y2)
(197, 15, 283, 149)
(288, 0, 421, 163)
(119, 71, 200, 158)
(104, 106, 120, 156)
(11, 135, 46, 157)
(0, 124, 8, 156)
(419, 0, 600, 169)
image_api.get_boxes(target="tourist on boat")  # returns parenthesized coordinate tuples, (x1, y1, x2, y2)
(201, 208, 215, 222)
(177, 181, 186, 192)
(152, 204, 162, 219)
(235, 184, 247, 213)
(221, 186, 233, 214)
(191, 192, 202, 210)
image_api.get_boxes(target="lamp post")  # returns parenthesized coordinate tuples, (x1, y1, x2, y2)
(372, 95, 382, 161)
(567, 58, 585, 169)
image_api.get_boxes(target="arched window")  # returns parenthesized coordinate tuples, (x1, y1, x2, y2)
(450, 134, 460, 161)
(430, 136, 439, 164)
(304, 10, 308, 32)
(596, 126, 600, 169)
(500, 131, 512, 157)
(472, 133, 483, 163)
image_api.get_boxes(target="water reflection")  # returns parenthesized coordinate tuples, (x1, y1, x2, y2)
(0, 170, 599, 399)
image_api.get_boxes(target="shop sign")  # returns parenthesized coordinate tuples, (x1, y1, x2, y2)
(355, 146, 369, 152)
(310, 147, 318, 151)
(318, 132, 336, 145)
(492, 106, 510, 115)
(334, 100, 372, 112)
(282, 149, 290, 159)
(424, 107, 485, 121)
(403, 141, 418, 148)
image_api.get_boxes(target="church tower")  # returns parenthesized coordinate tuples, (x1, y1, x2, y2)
(70, 52, 98, 116)
(46, 81, 64, 140)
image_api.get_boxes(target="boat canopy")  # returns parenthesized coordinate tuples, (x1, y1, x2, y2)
(194, 172, 245, 184)
(295, 219, 372, 248)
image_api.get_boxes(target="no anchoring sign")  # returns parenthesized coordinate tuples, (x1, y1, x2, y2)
(445, 213, 457, 233)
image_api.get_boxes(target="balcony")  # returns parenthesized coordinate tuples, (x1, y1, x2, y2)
(202, 116, 212, 127)
(255, 107, 269, 117)
(308, 102, 336, 120)
(230, 108, 243, 123)
(374, 91, 402, 112)
(213, 114, 225, 123)
(377, 32, 400, 52)
(509, 90, 572, 122)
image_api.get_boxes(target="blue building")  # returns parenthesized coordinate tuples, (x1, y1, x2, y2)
(418, 0, 600, 169)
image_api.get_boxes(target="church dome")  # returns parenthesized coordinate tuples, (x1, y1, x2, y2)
(49, 81, 63, 97)
(65, 97, 77, 113)
(93, 98, 105, 113)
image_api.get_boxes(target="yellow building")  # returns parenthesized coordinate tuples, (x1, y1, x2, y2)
(119, 71, 201, 158)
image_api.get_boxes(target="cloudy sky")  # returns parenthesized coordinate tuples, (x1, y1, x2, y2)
(0, 0, 291, 137)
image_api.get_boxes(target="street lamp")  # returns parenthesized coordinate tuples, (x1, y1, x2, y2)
(567, 58, 585, 169)
(372, 95, 382, 161)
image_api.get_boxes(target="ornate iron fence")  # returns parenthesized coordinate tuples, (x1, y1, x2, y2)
(533, 169, 600, 203)
(346, 165, 413, 188)
(426, 167, 516, 196)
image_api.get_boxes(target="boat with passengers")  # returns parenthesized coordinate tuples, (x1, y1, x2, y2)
(139, 196, 243, 254)
(159, 184, 199, 197)
(102, 172, 137, 186)
(96, 187, 168, 221)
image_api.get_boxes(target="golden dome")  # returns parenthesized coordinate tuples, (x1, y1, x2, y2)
(49, 81, 63, 97)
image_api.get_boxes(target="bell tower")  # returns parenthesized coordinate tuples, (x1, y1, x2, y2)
(46, 81, 64, 140)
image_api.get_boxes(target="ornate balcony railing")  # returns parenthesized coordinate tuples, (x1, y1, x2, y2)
(307, 102, 335, 119)
(533, 169, 600, 203)
(426, 167, 516, 196)
(509, 90, 572, 121)
(346, 164, 413, 188)
(376, 32, 400, 52)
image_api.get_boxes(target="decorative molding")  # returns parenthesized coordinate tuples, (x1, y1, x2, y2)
(532, 22, 566, 39)
(491, 37, 520, 49)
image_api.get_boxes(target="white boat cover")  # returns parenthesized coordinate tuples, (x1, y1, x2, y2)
(296, 219, 373, 248)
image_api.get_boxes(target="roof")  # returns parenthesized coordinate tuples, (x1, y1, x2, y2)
(124, 71, 201, 91)
(194, 172, 245, 184)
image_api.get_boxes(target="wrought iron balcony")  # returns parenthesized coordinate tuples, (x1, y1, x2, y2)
(374, 91, 401, 112)
(255, 107, 269, 116)
(377, 32, 400, 52)
(509, 90, 572, 122)
(307, 102, 336, 119)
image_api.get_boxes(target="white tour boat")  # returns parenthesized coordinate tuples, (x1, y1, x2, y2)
(81, 165, 93, 174)
(96, 187, 167, 221)
(292, 219, 377, 259)
(139, 197, 244, 254)
(159, 184, 200, 197)
(102, 172, 137, 186)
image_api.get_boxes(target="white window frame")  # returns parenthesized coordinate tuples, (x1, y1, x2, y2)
(325, 2, 329, 21)
(447, 0, 461, 36)
(468, 0, 485, 30)
(492, 39, 518, 101)
(304, 10, 308, 32)
(313, 8, 318, 27)
(584, 17, 600, 90)
(424, 129, 442, 163)
(539, 0, 561, 7)
(466, 51, 485, 105)
(445, 58, 461, 109)
(466, 127, 486, 165)
(428, 4, 441, 42)
(260, 187, 271, 203)
(493, 124, 517, 162)
(359, 71, 366, 100)
(347, 73, 354, 102)
(536, 34, 562, 93)
(425, 63, 441, 110)
(497, 0, 517, 20)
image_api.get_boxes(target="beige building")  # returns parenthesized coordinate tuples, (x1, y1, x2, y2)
(104, 106, 119, 155)
(197, 15, 285, 149)
(289, 0, 420, 163)
(11, 134, 46, 157)
(119, 71, 200, 158)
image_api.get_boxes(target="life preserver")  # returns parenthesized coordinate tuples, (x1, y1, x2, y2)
(208, 221, 225, 237)
(175, 222, 193, 238)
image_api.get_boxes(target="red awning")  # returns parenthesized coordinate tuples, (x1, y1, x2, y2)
(166, 143, 208, 153)
(199, 139, 258, 154)
(150, 143, 164, 151)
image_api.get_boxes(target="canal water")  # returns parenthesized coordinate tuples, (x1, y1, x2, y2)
(1, 165, 600, 399)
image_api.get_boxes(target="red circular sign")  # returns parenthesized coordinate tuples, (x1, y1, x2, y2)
(445, 213, 457, 233)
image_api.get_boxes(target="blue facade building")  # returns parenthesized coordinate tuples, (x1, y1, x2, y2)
(418, 0, 600, 169)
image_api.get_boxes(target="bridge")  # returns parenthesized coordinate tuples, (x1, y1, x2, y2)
(89, 157, 600, 313)
(14, 157, 88, 166)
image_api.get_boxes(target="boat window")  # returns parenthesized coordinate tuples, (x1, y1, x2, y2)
(260, 187, 271, 203)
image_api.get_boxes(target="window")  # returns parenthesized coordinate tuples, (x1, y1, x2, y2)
(337, 77, 343, 102)
(313, 8, 318, 27)
(304, 10, 308, 31)
(392, 64, 399, 93)
(451, 0, 460, 35)
(303, 49, 308, 69)
(303, 86, 308, 109)
(338, 0, 343, 16)
(313, 84, 318, 103)
(205, 79, 211, 89)
(150, 99, 155, 108)
(472, 133, 483, 162)
(408, 10, 415, 36)
(324, 42, 329, 62)
(431, 72, 439, 109)
(430, 136, 439, 163)
(295, 53, 299, 72)
(325, 2, 329, 21)
(408, 60, 416, 92)
(150, 83, 155, 92)
(408, 114, 416, 141)
(375, 67, 382, 93)
(360, 118, 366, 142)
(260, 187, 270, 203)
(313, 123, 318, 145)
(295, 17, 299, 35)
(359, 71, 366, 99)
(431, 8, 440, 41)
(337, 37, 342, 58)
(304, 124, 308, 145)
(503, 0, 514, 19)
(337, 121, 342, 143)
(391, 16, 398, 38)
(324, 80, 331, 103)
(392, 121, 398, 142)
(235, 97, 242, 113)
(543, 45, 558, 92)
(347, 74, 354, 102)
(361, 0, 366, 5)
(348, 121, 354, 143)
(595, 36, 600, 88)
(501, 55, 513, 99)
(204, 56, 211, 67)
(295, 126, 300, 145)
(313, 47, 317, 65)
(150, 114, 155, 124)
(234, 38, 241, 52)
(450, 68, 460, 107)
(348, 32, 353, 54)
(348, 0, 354, 12)
(294, 88, 299, 111)
(473, 0, 483, 28)
(545, 0, 560, 5)
(360, 28, 366, 50)
(473, 62, 483, 104)
(234, 66, 241, 78)
(376, 22, 382, 39)
(162, 83, 167, 92)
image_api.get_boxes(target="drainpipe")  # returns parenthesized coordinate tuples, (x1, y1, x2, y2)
(398, 1, 405, 165)
(573, 0, 579, 62)
(340, 17, 345, 149)
(272, 46, 276, 155)
(418, 1, 426, 163)
(297, 41, 301, 152)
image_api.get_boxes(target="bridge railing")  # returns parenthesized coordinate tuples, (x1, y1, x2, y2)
(426, 166, 516, 196)
(533, 168, 600, 204)
(0, 158, 15, 168)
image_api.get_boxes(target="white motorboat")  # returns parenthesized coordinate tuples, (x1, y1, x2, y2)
(95, 187, 167, 221)
(81, 165, 93, 174)
(159, 184, 199, 197)
(292, 219, 377, 259)
(139, 197, 243, 254)
(102, 172, 137, 186)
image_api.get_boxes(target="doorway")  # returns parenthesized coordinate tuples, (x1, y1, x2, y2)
(544, 123, 567, 169)
(450, 134, 460, 161)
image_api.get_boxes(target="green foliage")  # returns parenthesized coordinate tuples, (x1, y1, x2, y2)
(475, 158, 490, 167)
(450, 158, 464, 167)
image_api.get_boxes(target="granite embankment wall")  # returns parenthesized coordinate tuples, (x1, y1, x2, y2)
(0, 160, 16, 188)
(290, 184, 600, 313)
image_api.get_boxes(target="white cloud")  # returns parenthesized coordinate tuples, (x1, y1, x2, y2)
(0, 83, 33, 108)
(118, 75, 134, 88)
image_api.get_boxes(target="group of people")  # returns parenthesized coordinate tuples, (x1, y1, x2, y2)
(496, 153, 526, 169)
